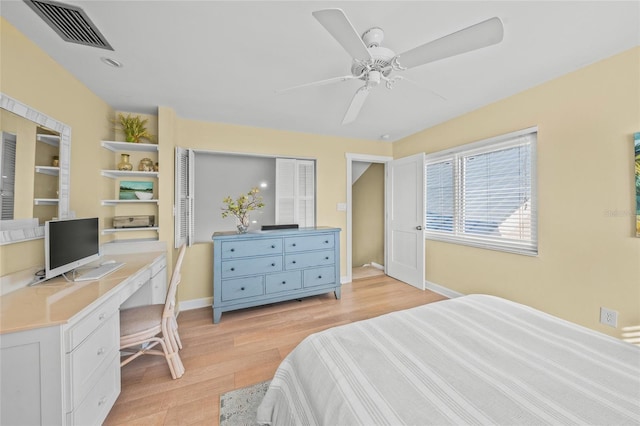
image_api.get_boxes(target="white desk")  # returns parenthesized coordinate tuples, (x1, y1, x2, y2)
(0, 250, 167, 425)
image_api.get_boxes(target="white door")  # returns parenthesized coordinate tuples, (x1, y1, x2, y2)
(386, 153, 425, 289)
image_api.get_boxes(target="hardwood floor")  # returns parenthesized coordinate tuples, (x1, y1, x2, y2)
(104, 275, 447, 425)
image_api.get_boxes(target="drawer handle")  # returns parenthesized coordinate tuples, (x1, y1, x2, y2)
(240, 287, 245, 291)
(98, 396, 107, 406)
(97, 347, 106, 356)
(324, 240, 329, 244)
(281, 281, 286, 285)
(230, 248, 235, 252)
(318, 275, 322, 279)
(271, 263, 276, 267)
(230, 267, 235, 271)
(271, 245, 276, 248)
(325, 256, 329, 260)
(292, 260, 296, 264)
(292, 243, 296, 247)
(98, 313, 106, 321)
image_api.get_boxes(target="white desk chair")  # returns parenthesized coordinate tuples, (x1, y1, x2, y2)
(119, 244, 187, 379)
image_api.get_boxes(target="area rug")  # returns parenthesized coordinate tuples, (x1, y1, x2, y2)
(219, 380, 271, 426)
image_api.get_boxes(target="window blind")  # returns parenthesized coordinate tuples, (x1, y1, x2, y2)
(1, 132, 17, 220)
(275, 158, 316, 227)
(425, 128, 537, 255)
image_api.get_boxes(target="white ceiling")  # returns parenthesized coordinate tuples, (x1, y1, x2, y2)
(2, 1, 638, 142)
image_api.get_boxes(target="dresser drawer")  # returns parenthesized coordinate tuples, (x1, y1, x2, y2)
(265, 271, 302, 294)
(66, 296, 119, 351)
(221, 255, 282, 278)
(303, 266, 336, 288)
(284, 234, 334, 252)
(221, 238, 282, 258)
(221, 276, 264, 301)
(69, 354, 120, 426)
(286, 250, 334, 270)
(68, 311, 119, 409)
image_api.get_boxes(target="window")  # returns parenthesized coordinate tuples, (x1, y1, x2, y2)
(425, 127, 537, 255)
(275, 158, 315, 227)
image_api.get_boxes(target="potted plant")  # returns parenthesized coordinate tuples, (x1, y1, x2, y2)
(116, 113, 154, 143)
(221, 188, 264, 233)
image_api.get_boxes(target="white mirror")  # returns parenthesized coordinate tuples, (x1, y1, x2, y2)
(0, 93, 71, 244)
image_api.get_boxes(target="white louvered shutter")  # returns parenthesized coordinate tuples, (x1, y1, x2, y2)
(174, 147, 194, 247)
(275, 158, 315, 227)
(0, 132, 16, 220)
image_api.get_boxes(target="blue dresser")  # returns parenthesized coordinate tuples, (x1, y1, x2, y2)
(212, 227, 341, 323)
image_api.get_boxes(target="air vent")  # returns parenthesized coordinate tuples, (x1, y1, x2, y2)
(24, 0, 113, 50)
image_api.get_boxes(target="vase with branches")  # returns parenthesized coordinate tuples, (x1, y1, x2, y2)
(221, 187, 265, 233)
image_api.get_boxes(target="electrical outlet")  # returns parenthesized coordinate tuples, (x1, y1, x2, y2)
(600, 307, 618, 328)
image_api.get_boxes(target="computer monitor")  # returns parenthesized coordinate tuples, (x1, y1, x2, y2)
(45, 217, 100, 280)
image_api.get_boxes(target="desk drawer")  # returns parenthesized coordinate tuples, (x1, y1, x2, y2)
(285, 250, 334, 270)
(265, 271, 302, 294)
(221, 256, 282, 278)
(69, 354, 120, 426)
(221, 238, 282, 259)
(303, 266, 336, 288)
(285, 234, 334, 252)
(150, 255, 167, 276)
(66, 296, 119, 351)
(69, 311, 119, 409)
(221, 276, 264, 301)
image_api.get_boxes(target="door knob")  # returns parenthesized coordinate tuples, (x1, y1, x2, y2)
(416, 225, 423, 230)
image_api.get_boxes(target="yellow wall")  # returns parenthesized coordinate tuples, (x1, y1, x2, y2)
(394, 47, 640, 335)
(2, 17, 638, 336)
(164, 118, 393, 302)
(353, 163, 385, 267)
(0, 18, 113, 274)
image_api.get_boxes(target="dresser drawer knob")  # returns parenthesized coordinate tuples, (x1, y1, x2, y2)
(98, 396, 107, 406)
(98, 313, 106, 321)
(240, 287, 245, 291)
(318, 275, 322, 279)
(281, 281, 286, 284)
(324, 240, 329, 244)
(271, 245, 276, 248)
(325, 256, 329, 260)
(292, 260, 296, 264)
(292, 243, 296, 247)
(271, 263, 276, 267)
(97, 347, 106, 356)
(230, 267, 235, 271)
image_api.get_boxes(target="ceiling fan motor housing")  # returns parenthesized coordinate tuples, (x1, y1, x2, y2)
(351, 45, 396, 79)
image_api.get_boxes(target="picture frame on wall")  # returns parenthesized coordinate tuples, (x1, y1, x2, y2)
(635, 132, 640, 237)
(119, 180, 154, 200)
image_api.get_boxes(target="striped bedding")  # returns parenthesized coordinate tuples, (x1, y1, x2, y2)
(257, 294, 640, 425)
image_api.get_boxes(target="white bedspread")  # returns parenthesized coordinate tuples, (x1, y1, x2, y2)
(257, 294, 640, 425)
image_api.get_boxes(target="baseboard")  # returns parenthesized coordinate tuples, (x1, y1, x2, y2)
(178, 281, 461, 311)
(179, 296, 213, 312)
(425, 280, 465, 299)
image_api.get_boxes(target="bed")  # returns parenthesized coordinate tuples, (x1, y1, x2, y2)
(257, 294, 640, 425)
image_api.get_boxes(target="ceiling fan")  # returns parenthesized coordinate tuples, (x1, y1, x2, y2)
(281, 9, 504, 124)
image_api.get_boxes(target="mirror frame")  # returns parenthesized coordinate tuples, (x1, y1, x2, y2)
(0, 92, 71, 244)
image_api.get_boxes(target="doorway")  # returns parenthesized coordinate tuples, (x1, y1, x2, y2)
(345, 154, 392, 283)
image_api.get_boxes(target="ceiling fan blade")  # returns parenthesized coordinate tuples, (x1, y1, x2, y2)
(396, 17, 504, 70)
(313, 8, 372, 62)
(276, 74, 359, 94)
(394, 76, 447, 100)
(342, 85, 370, 124)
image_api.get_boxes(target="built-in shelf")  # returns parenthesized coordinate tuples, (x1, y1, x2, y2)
(101, 199, 159, 206)
(34, 198, 59, 206)
(35, 166, 60, 176)
(37, 134, 60, 147)
(101, 170, 159, 179)
(102, 227, 159, 234)
(101, 141, 158, 152)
